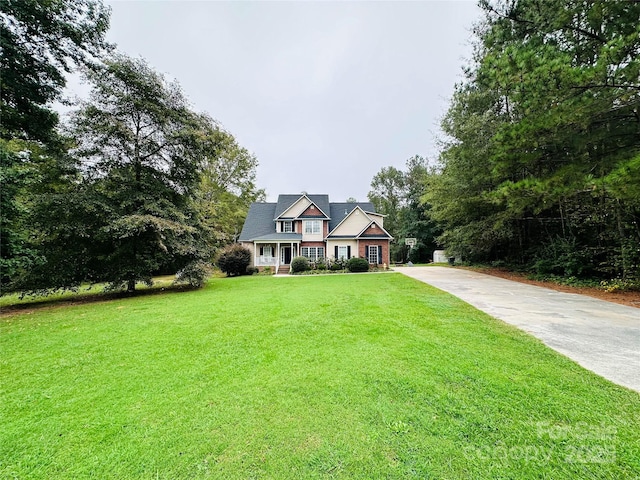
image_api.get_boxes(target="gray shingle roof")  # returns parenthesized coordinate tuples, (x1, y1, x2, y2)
(240, 197, 379, 242)
(274, 194, 330, 219)
(238, 202, 277, 241)
(251, 233, 303, 242)
(328, 202, 375, 231)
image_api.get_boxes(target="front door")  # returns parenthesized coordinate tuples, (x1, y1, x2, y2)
(281, 246, 292, 265)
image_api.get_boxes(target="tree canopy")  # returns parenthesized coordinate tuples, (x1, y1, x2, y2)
(426, 0, 640, 280)
(2, 46, 262, 294)
(368, 156, 440, 263)
(1, 0, 111, 295)
(0, 0, 111, 143)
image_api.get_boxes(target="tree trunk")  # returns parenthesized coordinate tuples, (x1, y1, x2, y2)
(615, 200, 629, 280)
(127, 278, 136, 293)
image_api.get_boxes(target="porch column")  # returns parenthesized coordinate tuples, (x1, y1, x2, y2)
(254, 243, 258, 267)
(276, 242, 280, 271)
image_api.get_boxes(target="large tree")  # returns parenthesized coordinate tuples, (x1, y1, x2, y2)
(0, 0, 111, 143)
(194, 125, 265, 249)
(55, 54, 216, 291)
(399, 156, 441, 262)
(0, 0, 111, 294)
(368, 166, 406, 240)
(368, 157, 440, 262)
(0, 141, 36, 293)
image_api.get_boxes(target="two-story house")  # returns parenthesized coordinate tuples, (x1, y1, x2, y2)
(238, 194, 392, 273)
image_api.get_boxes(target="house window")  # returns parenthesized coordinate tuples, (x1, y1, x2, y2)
(304, 220, 321, 234)
(283, 221, 293, 233)
(261, 246, 273, 257)
(367, 245, 379, 264)
(337, 246, 348, 260)
(301, 247, 325, 261)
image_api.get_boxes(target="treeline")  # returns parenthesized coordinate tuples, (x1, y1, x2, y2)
(371, 0, 640, 282)
(367, 156, 441, 264)
(0, 0, 263, 295)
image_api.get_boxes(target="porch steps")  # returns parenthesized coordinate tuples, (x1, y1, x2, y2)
(277, 265, 290, 275)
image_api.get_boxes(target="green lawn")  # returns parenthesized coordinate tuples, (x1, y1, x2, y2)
(1, 273, 639, 479)
(0, 275, 179, 309)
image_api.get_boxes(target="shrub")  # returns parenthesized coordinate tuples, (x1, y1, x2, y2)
(600, 278, 640, 293)
(330, 258, 346, 271)
(262, 266, 273, 275)
(174, 261, 211, 288)
(290, 256, 311, 273)
(316, 259, 327, 270)
(531, 236, 593, 278)
(246, 265, 259, 275)
(216, 244, 252, 277)
(347, 257, 369, 273)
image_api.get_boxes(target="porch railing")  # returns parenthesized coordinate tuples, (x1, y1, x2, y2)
(257, 255, 277, 266)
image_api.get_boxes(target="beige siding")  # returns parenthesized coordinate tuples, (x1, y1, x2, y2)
(330, 208, 371, 236)
(326, 239, 358, 259)
(301, 219, 324, 242)
(368, 213, 384, 228)
(302, 232, 324, 242)
(279, 196, 311, 218)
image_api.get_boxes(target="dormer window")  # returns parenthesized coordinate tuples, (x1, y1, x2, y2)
(282, 221, 293, 233)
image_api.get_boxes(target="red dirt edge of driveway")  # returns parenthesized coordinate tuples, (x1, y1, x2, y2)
(463, 267, 640, 309)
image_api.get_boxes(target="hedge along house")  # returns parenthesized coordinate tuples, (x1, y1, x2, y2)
(239, 194, 392, 273)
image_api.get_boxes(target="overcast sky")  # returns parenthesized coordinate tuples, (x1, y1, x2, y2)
(100, 0, 481, 202)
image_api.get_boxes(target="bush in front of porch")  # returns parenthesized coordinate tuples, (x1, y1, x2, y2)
(216, 244, 252, 276)
(291, 256, 311, 273)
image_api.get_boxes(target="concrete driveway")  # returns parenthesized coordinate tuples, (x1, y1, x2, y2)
(396, 266, 640, 393)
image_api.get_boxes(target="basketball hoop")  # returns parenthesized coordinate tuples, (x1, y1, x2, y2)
(405, 238, 417, 248)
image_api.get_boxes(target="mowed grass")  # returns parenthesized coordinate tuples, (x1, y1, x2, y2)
(0, 275, 179, 309)
(1, 274, 639, 479)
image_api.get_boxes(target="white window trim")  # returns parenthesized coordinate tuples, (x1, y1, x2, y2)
(304, 220, 321, 234)
(338, 246, 348, 260)
(283, 221, 293, 233)
(301, 246, 325, 261)
(368, 246, 378, 264)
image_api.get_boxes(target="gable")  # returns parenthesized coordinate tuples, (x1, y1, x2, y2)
(358, 221, 392, 238)
(276, 195, 310, 219)
(366, 212, 385, 228)
(239, 196, 385, 244)
(328, 202, 375, 231)
(299, 203, 328, 218)
(275, 194, 330, 219)
(328, 207, 371, 237)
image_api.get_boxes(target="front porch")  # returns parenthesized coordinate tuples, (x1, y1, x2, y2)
(253, 241, 300, 273)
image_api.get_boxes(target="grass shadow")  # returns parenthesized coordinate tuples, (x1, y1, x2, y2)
(0, 284, 199, 317)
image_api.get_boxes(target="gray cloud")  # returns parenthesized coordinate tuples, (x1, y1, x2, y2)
(103, 0, 480, 201)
